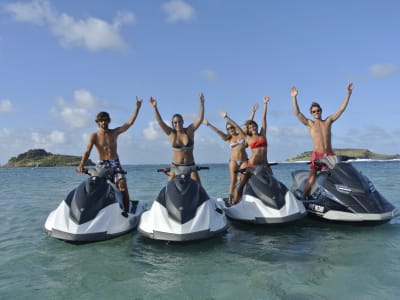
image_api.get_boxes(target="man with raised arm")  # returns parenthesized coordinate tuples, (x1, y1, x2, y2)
(77, 97, 143, 217)
(291, 83, 353, 198)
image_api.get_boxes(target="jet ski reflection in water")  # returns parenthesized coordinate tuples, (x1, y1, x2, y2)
(217, 164, 306, 224)
(291, 155, 399, 224)
(44, 167, 147, 243)
(138, 166, 228, 242)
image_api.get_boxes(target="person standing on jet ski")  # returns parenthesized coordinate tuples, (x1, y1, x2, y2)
(291, 83, 353, 198)
(76, 97, 143, 216)
(222, 96, 272, 205)
(149, 93, 204, 183)
(203, 104, 259, 204)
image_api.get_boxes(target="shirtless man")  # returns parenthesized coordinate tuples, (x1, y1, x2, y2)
(77, 97, 143, 216)
(291, 83, 353, 198)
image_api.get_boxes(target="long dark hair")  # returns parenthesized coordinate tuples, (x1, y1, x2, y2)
(244, 120, 258, 135)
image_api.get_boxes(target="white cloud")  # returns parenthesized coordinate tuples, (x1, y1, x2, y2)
(200, 69, 218, 82)
(369, 64, 397, 78)
(74, 89, 97, 109)
(143, 121, 164, 140)
(162, 0, 196, 23)
(0, 128, 12, 139)
(48, 130, 65, 144)
(4, 0, 135, 52)
(31, 130, 68, 150)
(4, 0, 54, 25)
(31, 131, 43, 145)
(0, 99, 13, 113)
(59, 106, 90, 128)
(54, 89, 106, 128)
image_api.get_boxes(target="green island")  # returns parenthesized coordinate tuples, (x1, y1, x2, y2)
(1, 149, 95, 168)
(286, 148, 400, 162)
(2, 148, 399, 168)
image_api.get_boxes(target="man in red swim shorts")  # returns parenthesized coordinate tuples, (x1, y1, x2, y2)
(291, 83, 353, 198)
(310, 151, 335, 171)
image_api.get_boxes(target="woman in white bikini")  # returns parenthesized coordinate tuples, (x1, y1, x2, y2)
(222, 96, 272, 205)
(149, 93, 204, 183)
(203, 104, 259, 204)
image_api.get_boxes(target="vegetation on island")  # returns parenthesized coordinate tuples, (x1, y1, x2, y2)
(2, 148, 399, 168)
(286, 148, 400, 162)
(2, 149, 95, 168)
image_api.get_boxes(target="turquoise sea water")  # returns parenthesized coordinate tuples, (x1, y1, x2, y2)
(0, 161, 399, 300)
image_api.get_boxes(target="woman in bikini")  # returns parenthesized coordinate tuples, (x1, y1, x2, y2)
(221, 95, 272, 205)
(149, 93, 204, 183)
(203, 104, 259, 203)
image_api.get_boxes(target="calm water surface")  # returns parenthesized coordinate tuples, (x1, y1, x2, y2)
(0, 162, 399, 299)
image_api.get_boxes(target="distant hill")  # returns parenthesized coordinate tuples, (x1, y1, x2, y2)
(2, 149, 95, 168)
(286, 148, 400, 162)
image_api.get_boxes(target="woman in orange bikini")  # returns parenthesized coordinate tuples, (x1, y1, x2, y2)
(149, 93, 204, 183)
(203, 104, 259, 203)
(221, 95, 271, 205)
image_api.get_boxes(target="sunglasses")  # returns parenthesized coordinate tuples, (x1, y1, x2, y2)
(226, 126, 235, 130)
(97, 118, 109, 122)
(312, 109, 321, 114)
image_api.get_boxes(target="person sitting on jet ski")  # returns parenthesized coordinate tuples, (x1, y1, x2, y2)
(203, 103, 260, 204)
(291, 83, 353, 199)
(76, 97, 143, 217)
(149, 93, 204, 184)
(222, 95, 272, 205)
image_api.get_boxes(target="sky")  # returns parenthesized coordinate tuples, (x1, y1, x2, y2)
(0, 0, 399, 165)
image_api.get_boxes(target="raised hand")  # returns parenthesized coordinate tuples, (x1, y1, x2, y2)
(199, 92, 205, 103)
(291, 86, 298, 97)
(149, 97, 157, 107)
(136, 96, 143, 106)
(347, 83, 353, 94)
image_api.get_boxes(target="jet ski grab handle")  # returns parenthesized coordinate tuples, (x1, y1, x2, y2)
(236, 162, 278, 174)
(157, 166, 210, 176)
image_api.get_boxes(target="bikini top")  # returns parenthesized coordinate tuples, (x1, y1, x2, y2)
(172, 132, 194, 151)
(249, 137, 267, 149)
(229, 139, 246, 149)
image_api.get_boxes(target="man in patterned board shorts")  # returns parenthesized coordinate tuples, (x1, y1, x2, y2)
(77, 97, 142, 216)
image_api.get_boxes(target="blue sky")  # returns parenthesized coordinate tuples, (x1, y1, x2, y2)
(0, 0, 399, 165)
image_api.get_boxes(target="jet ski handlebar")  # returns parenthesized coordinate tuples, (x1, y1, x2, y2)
(157, 166, 209, 175)
(82, 167, 127, 177)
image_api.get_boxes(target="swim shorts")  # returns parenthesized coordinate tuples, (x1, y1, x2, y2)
(310, 151, 335, 171)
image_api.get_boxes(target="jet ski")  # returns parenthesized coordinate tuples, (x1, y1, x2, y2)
(291, 155, 399, 224)
(217, 164, 306, 224)
(44, 166, 147, 243)
(138, 166, 228, 242)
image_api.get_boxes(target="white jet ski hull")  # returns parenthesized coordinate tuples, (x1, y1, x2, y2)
(138, 198, 228, 242)
(217, 191, 306, 224)
(44, 200, 147, 242)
